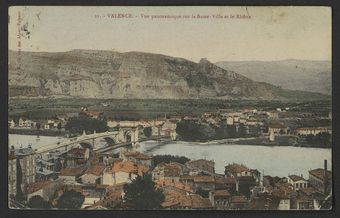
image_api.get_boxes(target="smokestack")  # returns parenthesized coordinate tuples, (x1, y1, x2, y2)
(324, 159, 328, 195)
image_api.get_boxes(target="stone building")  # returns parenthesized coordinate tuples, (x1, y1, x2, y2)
(8, 150, 17, 198)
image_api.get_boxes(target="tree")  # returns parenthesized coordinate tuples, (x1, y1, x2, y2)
(57, 122, 62, 130)
(56, 190, 85, 209)
(123, 174, 165, 209)
(176, 120, 215, 141)
(36, 122, 41, 130)
(143, 127, 152, 138)
(64, 117, 108, 135)
(28, 195, 51, 209)
(238, 124, 248, 137)
(152, 154, 190, 166)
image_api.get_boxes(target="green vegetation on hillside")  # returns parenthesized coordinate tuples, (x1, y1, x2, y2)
(9, 98, 331, 120)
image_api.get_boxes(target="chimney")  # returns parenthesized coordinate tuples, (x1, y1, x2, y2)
(324, 160, 328, 195)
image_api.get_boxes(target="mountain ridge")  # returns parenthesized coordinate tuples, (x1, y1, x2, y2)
(216, 59, 331, 95)
(8, 49, 328, 100)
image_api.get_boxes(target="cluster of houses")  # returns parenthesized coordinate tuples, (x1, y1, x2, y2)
(183, 108, 332, 141)
(8, 118, 65, 130)
(9, 105, 332, 143)
(8, 142, 332, 210)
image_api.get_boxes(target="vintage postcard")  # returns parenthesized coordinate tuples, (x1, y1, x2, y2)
(8, 6, 332, 210)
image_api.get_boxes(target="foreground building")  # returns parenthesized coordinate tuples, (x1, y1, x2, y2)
(8, 152, 17, 198)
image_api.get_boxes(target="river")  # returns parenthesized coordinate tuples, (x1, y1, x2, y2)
(9, 134, 331, 178)
(138, 141, 331, 178)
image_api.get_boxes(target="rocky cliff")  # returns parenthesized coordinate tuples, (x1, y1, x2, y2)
(8, 50, 326, 100)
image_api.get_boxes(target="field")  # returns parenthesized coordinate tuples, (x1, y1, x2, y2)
(8, 98, 332, 121)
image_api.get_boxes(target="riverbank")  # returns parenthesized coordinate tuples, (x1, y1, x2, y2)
(175, 136, 331, 149)
(9, 128, 66, 137)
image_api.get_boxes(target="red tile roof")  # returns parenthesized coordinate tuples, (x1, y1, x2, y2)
(155, 179, 193, 193)
(59, 167, 86, 176)
(210, 189, 231, 197)
(309, 168, 332, 180)
(288, 175, 305, 182)
(193, 176, 215, 183)
(225, 163, 249, 174)
(25, 180, 53, 194)
(110, 160, 149, 176)
(85, 165, 106, 176)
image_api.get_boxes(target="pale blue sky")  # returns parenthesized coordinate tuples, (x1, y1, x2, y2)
(9, 6, 331, 62)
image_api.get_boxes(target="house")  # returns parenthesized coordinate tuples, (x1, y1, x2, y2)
(59, 167, 87, 181)
(192, 176, 216, 191)
(209, 189, 231, 209)
(267, 111, 279, 119)
(297, 187, 326, 209)
(102, 160, 149, 185)
(239, 118, 247, 124)
(185, 159, 215, 175)
(8, 120, 16, 128)
(80, 165, 107, 185)
(25, 179, 63, 202)
(66, 147, 90, 168)
(271, 183, 294, 210)
(229, 195, 248, 210)
(236, 176, 257, 197)
(36, 150, 67, 172)
(155, 179, 193, 194)
(82, 111, 103, 119)
(296, 127, 331, 136)
(214, 176, 236, 192)
(86, 185, 123, 209)
(152, 162, 183, 182)
(287, 175, 308, 191)
(161, 192, 212, 210)
(160, 119, 178, 140)
(18, 118, 35, 128)
(35, 167, 57, 182)
(308, 168, 332, 194)
(226, 116, 234, 125)
(13, 145, 36, 192)
(246, 118, 258, 126)
(121, 151, 152, 167)
(224, 163, 253, 178)
(8, 151, 17, 198)
(292, 187, 325, 210)
(268, 123, 288, 134)
(44, 123, 52, 129)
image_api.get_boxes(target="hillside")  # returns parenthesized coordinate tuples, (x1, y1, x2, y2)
(8, 50, 327, 100)
(215, 60, 331, 95)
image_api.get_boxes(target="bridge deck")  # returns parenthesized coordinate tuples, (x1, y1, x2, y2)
(94, 136, 171, 154)
(35, 132, 118, 154)
(34, 132, 170, 154)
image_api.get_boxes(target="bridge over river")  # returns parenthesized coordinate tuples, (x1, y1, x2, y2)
(35, 127, 172, 154)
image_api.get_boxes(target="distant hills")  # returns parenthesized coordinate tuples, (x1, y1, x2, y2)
(215, 60, 331, 95)
(8, 50, 328, 101)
